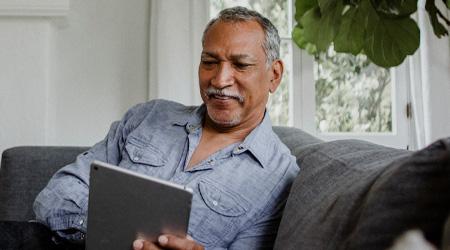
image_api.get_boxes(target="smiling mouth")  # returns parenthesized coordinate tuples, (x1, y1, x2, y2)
(208, 93, 244, 103)
(210, 94, 245, 104)
(212, 94, 234, 100)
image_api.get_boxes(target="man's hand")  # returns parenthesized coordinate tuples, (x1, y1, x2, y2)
(133, 235, 204, 250)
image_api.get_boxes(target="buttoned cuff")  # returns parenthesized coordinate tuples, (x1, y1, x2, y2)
(49, 213, 87, 244)
(47, 197, 88, 242)
(55, 228, 86, 243)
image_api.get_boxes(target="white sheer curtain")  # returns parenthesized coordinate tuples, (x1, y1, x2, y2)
(148, 0, 209, 105)
(409, 1, 450, 149)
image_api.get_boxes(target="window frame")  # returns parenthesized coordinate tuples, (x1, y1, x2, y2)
(292, 46, 412, 149)
(289, 0, 411, 149)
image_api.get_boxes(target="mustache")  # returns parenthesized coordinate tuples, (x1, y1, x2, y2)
(204, 87, 244, 103)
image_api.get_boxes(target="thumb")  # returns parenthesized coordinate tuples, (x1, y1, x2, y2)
(133, 239, 144, 250)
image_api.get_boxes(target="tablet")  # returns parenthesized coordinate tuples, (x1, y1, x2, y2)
(86, 161, 193, 250)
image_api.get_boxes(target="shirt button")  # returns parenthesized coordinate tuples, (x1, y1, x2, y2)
(234, 147, 243, 154)
(133, 156, 140, 161)
(79, 219, 84, 225)
(212, 200, 218, 206)
(187, 124, 195, 132)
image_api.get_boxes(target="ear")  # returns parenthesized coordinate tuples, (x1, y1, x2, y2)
(269, 59, 284, 93)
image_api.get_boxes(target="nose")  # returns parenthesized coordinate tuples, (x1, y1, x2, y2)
(211, 62, 234, 88)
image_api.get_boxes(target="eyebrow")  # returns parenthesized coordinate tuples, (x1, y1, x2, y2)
(200, 52, 218, 59)
(201, 51, 257, 62)
(230, 54, 254, 61)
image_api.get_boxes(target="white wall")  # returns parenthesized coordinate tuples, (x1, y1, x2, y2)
(47, 0, 149, 145)
(0, 0, 149, 154)
(0, 18, 50, 152)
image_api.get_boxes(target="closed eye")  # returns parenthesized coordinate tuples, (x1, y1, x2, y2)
(201, 60, 218, 69)
(234, 63, 253, 70)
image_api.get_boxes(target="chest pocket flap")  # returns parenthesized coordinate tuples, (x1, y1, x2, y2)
(125, 136, 167, 167)
(198, 179, 250, 217)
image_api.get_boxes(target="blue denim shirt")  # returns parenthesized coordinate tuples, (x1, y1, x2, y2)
(33, 99, 299, 249)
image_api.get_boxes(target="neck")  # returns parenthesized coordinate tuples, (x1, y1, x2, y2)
(202, 111, 264, 141)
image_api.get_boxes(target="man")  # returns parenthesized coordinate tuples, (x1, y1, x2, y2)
(33, 6, 299, 250)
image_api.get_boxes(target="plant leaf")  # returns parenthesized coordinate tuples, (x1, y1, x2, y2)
(334, 6, 366, 54)
(425, 0, 449, 37)
(374, 0, 417, 17)
(300, 3, 344, 52)
(364, 4, 420, 67)
(318, 0, 334, 10)
(292, 25, 318, 54)
(295, 0, 318, 23)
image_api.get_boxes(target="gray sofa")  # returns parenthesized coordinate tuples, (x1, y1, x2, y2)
(1, 126, 449, 249)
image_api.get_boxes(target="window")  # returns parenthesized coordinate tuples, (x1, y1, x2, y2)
(209, 0, 410, 149)
(305, 48, 411, 149)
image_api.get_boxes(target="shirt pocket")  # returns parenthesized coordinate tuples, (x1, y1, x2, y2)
(123, 136, 167, 173)
(190, 179, 251, 246)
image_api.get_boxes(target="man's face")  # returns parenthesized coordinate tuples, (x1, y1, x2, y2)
(199, 20, 282, 128)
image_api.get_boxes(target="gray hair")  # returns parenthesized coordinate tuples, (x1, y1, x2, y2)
(202, 6, 281, 66)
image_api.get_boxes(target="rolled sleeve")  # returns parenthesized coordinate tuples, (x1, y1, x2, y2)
(33, 146, 98, 237)
(32, 105, 139, 239)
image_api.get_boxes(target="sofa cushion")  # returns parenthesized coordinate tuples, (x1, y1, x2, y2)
(274, 137, 450, 250)
(274, 139, 408, 249)
(343, 137, 450, 250)
(273, 126, 323, 154)
(0, 146, 88, 221)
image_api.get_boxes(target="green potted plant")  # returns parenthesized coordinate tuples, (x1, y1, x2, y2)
(293, 0, 450, 67)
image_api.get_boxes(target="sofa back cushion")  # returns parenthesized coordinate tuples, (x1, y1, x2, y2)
(272, 126, 323, 150)
(274, 138, 450, 250)
(0, 146, 88, 221)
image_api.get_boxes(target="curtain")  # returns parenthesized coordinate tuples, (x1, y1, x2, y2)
(409, 1, 450, 149)
(148, 0, 209, 105)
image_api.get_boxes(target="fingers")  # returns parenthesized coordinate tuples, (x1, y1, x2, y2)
(133, 235, 204, 250)
(158, 235, 204, 250)
(133, 239, 144, 250)
(133, 239, 161, 250)
(186, 235, 194, 241)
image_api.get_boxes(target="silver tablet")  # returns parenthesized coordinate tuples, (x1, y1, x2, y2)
(86, 161, 193, 250)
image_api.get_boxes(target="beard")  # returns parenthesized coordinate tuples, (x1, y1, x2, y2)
(206, 108, 242, 127)
(202, 86, 245, 127)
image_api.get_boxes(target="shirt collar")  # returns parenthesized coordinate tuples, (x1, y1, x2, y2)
(237, 111, 273, 168)
(170, 105, 205, 131)
(171, 105, 274, 168)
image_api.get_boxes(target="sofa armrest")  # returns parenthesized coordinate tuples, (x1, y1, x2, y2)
(0, 146, 88, 221)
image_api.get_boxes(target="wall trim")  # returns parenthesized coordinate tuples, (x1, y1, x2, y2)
(0, 0, 69, 17)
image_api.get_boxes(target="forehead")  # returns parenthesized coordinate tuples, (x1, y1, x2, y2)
(202, 20, 266, 58)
